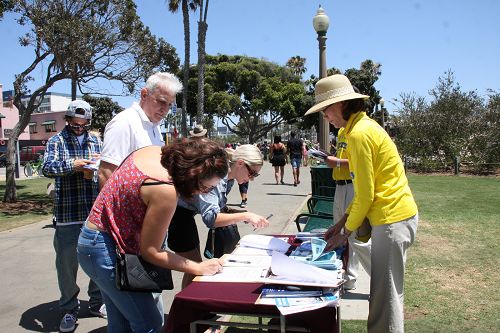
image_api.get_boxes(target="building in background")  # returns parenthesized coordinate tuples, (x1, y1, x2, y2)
(1, 85, 82, 150)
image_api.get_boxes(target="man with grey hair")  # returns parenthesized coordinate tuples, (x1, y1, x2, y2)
(98, 72, 182, 187)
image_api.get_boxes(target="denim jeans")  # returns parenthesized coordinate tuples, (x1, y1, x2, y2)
(53, 224, 102, 313)
(77, 225, 164, 333)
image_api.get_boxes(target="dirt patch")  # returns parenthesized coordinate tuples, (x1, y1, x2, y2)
(0, 200, 52, 215)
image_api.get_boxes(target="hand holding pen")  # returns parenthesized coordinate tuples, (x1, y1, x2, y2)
(253, 213, 273, 231)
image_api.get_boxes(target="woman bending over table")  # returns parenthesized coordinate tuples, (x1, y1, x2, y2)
(77, 139, 227, 333)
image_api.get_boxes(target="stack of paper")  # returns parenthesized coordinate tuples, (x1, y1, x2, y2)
(195, 235, 344, 288)
(289, 238, 343, 270)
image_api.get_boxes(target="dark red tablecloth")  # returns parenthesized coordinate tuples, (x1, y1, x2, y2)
(165, 281, 338, 333)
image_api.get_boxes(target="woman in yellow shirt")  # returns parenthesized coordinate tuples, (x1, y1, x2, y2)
(304, 74, 418, 333)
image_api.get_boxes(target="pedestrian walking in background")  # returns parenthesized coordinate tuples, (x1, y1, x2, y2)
(286, 132, 303, 186)
(269, 135, 286, 184)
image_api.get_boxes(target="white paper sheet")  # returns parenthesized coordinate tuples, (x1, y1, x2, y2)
(195, 266, 270, 283)
(238, 235, 290, 253)
(223, 255, 272, 267)
(268, 252, 342, 286)
(231, 247, 274, 256)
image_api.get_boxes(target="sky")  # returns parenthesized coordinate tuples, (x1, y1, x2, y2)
(1, 0, 499, 114)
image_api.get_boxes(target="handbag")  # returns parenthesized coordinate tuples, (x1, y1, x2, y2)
(115, 249, 174, 293)
(203, 224, 241, 259)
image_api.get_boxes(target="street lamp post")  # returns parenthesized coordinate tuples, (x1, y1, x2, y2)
(380, 98, 385, 130)
(313, 5, 330, 151)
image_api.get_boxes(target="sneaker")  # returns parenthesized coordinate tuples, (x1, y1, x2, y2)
(240, 200, 247, 208)
(89, 303, 107, 319)
(59, 312, 77, 332)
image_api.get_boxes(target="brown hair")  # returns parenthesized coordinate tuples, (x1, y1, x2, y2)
(341, 87, 367, 121)
(341, 98, 366, 121)
(160, 138, 228, 198)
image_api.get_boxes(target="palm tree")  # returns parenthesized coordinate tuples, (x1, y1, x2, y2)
(196, 0, 209, 123)
(168, 0, 199, 137)
(286, 55, 307, 78)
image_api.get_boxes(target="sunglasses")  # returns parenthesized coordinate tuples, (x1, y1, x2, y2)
(68, 123, 91, 131)
(244, 163, 260, 178)
(198, 182, 216, 194)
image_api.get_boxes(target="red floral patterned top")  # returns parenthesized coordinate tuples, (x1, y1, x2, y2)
(88, 153, 171, 254)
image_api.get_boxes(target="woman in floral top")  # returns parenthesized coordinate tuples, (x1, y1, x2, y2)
(77, 138, 228, 332)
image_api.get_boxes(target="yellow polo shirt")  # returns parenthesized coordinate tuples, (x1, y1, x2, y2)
(332, 127, 351, 181)
(344, 112, 418, 231)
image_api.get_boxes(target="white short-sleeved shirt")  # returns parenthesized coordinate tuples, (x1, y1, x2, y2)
(100, 102, 164, 166)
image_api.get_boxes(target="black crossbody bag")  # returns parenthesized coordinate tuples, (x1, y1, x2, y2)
(112, 178, 174, 292)
(115, 249, 174, 293)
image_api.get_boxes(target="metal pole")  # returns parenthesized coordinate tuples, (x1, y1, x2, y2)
(318, 32, 329, 151)
(381, 106, 385, 130)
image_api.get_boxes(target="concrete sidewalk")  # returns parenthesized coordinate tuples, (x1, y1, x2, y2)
(0, 161, 368, 332)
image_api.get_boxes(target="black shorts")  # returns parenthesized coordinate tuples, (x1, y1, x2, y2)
(238, 181, 249, 194)
(167, 206, 199, 253)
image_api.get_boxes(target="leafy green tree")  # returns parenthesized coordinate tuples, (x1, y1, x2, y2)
(82, 95, 123, 135)
(201, 55, 309, 143)
(394, 70, 496, 172)
(2, 0, 179, 202)
(168, 0, 199, 137)
(0, 0, 13, 19)
(344, 60, 382, 117)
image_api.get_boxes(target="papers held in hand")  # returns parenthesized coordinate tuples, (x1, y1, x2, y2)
(307, 147, 328, 161)
(83, 159, 100, 171)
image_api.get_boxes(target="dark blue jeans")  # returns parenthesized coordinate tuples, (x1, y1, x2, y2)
(53, 224, 101, 313)
(77, 226, 164, 333)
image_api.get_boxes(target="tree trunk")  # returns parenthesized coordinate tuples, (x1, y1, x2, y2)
(71, 64, 77, 100)
(196, 0, 208, 124)
(3, 103, 31, 202)
(180, 0, 190, 138)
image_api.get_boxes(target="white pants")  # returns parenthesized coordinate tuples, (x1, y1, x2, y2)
(368, 214, 418, 333)
(333, 183, 371, 287)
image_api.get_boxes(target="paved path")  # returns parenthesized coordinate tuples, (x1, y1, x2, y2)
(0, 161, 369, 332)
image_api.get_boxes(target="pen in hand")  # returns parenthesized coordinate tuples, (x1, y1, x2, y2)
(253, 213, 273, 231)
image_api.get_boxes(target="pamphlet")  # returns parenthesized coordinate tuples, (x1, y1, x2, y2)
(83, 159, 100, 171)
(307, 148, 329, 161)
(289, 238, 343, 270)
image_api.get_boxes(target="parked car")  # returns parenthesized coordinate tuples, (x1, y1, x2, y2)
(20, 146, 45, 165)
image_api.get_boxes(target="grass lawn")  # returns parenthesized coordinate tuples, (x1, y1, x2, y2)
(226, 174, 500, 332)
(0, 176, 54, 232)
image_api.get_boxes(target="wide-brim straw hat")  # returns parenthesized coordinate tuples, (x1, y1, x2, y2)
(189, 124, 207, 137)
(304, 74, 369, 116)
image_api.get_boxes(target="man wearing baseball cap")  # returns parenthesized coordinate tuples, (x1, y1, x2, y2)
(42, 100, 105, 332)
(305, 74, 418, 333)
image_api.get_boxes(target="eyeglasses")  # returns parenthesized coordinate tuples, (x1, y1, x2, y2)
(148, 94, 172, 108)
(68, 123, 91, 131)
(244, 163, 260, 178)
(198, 182, 216, 194)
